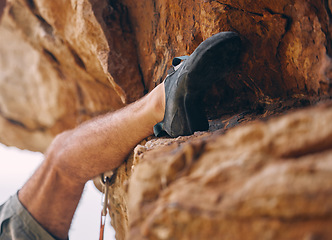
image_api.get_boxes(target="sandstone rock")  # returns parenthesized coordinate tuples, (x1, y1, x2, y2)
(0, 0, 142, 151)
(0, 0, 331, 151)
(103, 102, 332, 240)
(121, 0, 332, 114)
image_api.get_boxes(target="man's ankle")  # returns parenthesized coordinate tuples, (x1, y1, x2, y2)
(149, 82, 165, 125)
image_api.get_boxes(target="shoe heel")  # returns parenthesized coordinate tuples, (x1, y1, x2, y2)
(153, 122, 164, 137)
(184, 93, 209, 133)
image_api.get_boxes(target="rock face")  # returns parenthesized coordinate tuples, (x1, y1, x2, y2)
(122, 0, 332, 107)
(101, 102, 332, 240)
(0, 0, 331, 151)
(0, 0, 142, 151)
(1, 0, 332, 239)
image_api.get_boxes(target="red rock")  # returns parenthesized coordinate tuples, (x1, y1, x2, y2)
(0, 0, 331, 150)
(121, 103, 332, 240)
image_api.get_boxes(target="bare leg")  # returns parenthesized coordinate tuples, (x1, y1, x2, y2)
(19, 83, 165, 239)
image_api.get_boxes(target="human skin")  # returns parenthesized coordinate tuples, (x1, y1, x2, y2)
(19, 82, 165, 239)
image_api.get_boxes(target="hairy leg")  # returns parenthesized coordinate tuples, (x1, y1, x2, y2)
(19, 83, 165, 239)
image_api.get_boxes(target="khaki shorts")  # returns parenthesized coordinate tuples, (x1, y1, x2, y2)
(0, 193, 56, 240)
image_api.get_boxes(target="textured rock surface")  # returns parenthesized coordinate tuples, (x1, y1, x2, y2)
(103, 102, 332, 240)
(0, 0, 331, 151)
(121, 0, 332, 114)
(0, 0, 141, 151)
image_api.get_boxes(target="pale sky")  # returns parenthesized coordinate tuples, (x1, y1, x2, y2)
(0, 143, 115, 239)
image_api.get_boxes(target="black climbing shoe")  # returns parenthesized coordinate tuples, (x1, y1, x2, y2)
(154, 31, 242, 137)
